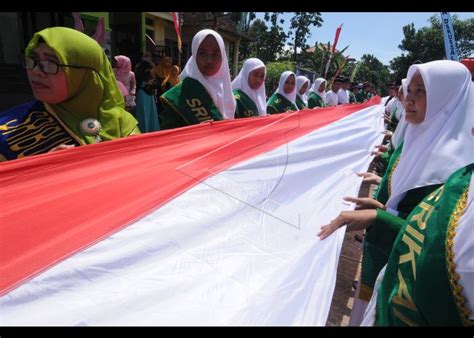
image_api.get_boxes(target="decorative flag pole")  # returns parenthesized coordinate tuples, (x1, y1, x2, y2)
(350, 61, 361, 82)
(324, 24, 343, 79)
(172, 12, 182, 53)
(333, 55, 350, 82)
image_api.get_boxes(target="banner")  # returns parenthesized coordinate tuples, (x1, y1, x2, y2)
(440, 12, 460, 61)
(172, 12, 182, 53)
(0, 99, 384, 325)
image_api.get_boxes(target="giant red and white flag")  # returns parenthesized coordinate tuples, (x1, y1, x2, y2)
(0, 99, 383, 325)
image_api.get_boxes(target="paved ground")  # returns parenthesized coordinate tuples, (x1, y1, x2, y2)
(325, 177, 376, 326)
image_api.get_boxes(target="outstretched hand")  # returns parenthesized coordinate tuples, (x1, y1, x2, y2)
(343, 196, 385, 210)
(357, 172, 382, 185)
(371, 144, 389, 158)
(49, 144, 75, 152)
(317, 209, 377, 240)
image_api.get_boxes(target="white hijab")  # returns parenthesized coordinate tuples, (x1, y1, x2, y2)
(179, 29, 236, 120)
(296, 75, 310, 105)
(391, 79, 408, 149)
(231, 58, 267, 116)
(272, 71, 297, 105)
(310, 77, 327, 99)
(387, 60, 474, 211)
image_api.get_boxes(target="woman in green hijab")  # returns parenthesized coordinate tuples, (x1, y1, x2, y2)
(0, 27, 139, 161)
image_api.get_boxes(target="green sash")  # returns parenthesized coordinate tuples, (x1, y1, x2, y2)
(296, 95, 307, 110)
(349, 91, 357, 103)
(233, 89, 259, 118)
(373, 142, 404, 205)
(376, 164, 473, 326)
(355, 92, 365, 103)
(160, 77, 223, 130)
(307, 92, 325, 108)
(266, 93, 297, 115)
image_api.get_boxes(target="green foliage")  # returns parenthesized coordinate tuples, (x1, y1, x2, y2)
(298, 41, 349, 80)
(265, 60, 296, 95)
(354, 54, 391, 96)
(287, 12, 323, 62)
(239, 18, 288, 64)
(389, 14, 474, 81)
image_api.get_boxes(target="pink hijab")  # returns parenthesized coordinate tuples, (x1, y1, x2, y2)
(114, 55, 132, 80)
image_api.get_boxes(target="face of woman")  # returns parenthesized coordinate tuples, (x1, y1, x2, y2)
(284, 74, 296, 94)
(299, 81, 309, 95)
(163, 57, 172, 68)
(318, 82, 326, 93)
(196, 35, 222, 77)
(26, 43, 68, 104)
(404, 72, 427, 124)
(248, 67, 265, 90)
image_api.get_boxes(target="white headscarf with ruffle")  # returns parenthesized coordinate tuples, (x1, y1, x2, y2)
(387, 60, 474, 211)
(272, 71, 297, 105)
(231, 58, 267, 116)
(310, 77, 327, 99)
(296, 75, 310, 105)
(179, 29, 236, 119)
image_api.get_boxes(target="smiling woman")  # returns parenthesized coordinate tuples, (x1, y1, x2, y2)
(0, 27, 140, 161)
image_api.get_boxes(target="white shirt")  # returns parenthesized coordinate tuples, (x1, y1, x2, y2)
(324, 90, 338, 106)
(337, 88, 349, 104)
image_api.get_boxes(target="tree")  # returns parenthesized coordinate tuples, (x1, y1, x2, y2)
(287, 12, 323, 63)
(389, 14, 474, 81)
(239, 18, 288, 63)
(265, 60, 295, 96)
(355, 54, 391, 96)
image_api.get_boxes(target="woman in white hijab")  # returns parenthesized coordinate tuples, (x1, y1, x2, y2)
(390, 79, 408, 150)
(307, 77, 326, 108)
(266, 71, 298, 114)
(232, 58, 267, 118)
(318, 60, 474, 325)
(160, 29, 236, 130)
(295, 75, 310, 110)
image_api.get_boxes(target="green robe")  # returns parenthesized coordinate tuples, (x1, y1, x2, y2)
(376, 164, 473, 326)
(360, 141, 442, 300)
(266, 93, 297, 115)
(355, 92, 365, 103)
(233, 89, 259, 118)
(307, 92, 325, 108)
(296, 95, 307, 110)
(160, 77, 224, 130)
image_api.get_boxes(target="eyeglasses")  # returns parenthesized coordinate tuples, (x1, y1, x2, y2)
(24, 55, 97, 75)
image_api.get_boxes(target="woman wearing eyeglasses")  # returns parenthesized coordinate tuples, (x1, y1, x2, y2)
(0, 27, 140, 161)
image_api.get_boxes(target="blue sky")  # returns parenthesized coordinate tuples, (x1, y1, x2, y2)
(254, 12, 473, 65)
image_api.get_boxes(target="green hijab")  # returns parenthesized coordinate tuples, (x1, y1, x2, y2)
(25, 27, 138, 144)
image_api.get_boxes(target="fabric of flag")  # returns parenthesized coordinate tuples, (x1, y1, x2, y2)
(172, 12, 182, 53)
(0, 98, 383, 325)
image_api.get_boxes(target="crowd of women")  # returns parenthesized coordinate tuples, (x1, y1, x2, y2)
(0, 25, 472, 327)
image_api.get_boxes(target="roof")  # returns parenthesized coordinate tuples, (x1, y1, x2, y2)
(182, 13, 251, 40)
(460, 58, 474, 72)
